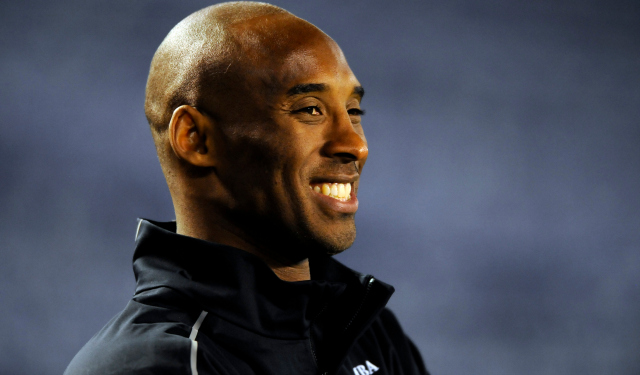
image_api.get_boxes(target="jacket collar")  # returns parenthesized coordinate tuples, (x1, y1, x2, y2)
(132, 219, 394, 344)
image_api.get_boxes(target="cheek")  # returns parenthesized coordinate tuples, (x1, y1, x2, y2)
(218, 117, 319, 204)
(221, 127, 298, 189)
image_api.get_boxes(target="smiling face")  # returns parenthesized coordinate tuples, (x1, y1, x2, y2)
(208, 17, 368, 258)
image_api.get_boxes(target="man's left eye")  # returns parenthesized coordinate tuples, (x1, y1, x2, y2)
(294, 106, 322, 116)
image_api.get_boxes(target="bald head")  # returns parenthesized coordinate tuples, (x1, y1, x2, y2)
(144, 2, 329, 135)
(144, 2, 366, 262)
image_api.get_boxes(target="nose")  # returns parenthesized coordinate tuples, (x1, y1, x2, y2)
(322, 113, 368, 164)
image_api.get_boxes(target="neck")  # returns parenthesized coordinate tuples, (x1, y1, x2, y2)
(263, 257, 311, 282)
(174, 200, 311, 282)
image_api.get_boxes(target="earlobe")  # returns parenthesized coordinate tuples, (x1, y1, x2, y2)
(168, 105, 216, 167)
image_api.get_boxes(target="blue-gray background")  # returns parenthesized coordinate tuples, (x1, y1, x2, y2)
(1, 1, 638, 374)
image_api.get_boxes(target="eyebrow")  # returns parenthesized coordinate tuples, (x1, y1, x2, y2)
(285, 83, 366, 99)
(286, 83, 328, 96)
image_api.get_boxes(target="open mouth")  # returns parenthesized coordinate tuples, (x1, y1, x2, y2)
(309, 182, 352, 201)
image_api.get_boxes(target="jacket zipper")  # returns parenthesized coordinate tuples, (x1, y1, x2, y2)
(343, 276, 375, 333)
(310, 303, 329, 370)
(317, 276, 375, 375)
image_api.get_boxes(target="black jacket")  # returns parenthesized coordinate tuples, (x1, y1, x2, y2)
(65, 219, 428, 375)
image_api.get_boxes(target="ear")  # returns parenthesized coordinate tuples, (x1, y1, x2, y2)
(168, 105, 216, 167)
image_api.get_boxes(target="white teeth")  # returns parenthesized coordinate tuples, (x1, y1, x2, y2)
(311, 182, 352, 201)
(322, 183, 331, 196)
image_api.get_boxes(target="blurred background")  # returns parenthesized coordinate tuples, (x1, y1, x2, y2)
(1, 1, 639, 374)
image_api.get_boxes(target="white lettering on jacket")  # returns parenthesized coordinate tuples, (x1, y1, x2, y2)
(353, 360, 380, 375)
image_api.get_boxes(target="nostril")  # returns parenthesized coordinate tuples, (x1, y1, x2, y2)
(323, 131, 368, 161)
(334, 152, 357, 161)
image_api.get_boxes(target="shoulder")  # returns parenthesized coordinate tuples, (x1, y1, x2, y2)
(64, 289, 201, 375)
(377, 308, 404, 331)
(362, 308, 430, 375)
(366, 307, 412, 344)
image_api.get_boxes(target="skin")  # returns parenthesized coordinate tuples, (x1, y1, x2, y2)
(146, 3, 367, 282)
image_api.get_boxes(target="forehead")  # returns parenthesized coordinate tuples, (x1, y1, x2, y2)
(230, 16, 358, 96)
(279, 40, 356, 88)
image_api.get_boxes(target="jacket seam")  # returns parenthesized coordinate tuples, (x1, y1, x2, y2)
(136, 286, 313, 341)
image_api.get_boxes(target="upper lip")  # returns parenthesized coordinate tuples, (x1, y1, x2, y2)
(309, 175, 359, 184)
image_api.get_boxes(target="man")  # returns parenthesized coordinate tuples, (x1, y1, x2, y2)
(65, 2, 428, 374)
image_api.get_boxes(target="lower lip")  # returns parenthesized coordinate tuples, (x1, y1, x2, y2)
(310, 189, 359, 214)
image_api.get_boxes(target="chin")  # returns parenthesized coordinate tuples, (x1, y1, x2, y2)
(250, 213, 358, 260)
(308, 225, 357, 256)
